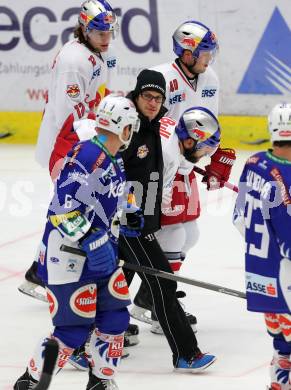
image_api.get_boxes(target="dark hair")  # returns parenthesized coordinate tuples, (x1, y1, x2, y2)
(73, 24, 101, 54)
(273, 141, 291, 147)
(74, 25, 86, 44)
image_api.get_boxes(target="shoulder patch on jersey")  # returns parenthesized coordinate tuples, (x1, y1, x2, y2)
(270, 167, 291, 205)
(137, 144, 149, 159)
(66, 84, 80, 98)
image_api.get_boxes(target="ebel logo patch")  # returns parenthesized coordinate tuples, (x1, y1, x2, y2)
(238, 7, 291, 95)
(245, 272, 278, 297)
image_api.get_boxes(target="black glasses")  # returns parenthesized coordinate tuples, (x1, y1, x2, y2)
(140, 92, 164, 103)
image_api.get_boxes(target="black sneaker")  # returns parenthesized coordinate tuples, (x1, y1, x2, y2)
(13, 368, 38, 390)
(86, 370, 119, 390)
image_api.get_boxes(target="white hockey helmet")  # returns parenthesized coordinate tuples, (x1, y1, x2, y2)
(173, 20, 218, 63)
(176, 106, 220, 150)
(96, 95, 140, 150)
(79, 0, 119, 37)
(268, 103, 291, 142)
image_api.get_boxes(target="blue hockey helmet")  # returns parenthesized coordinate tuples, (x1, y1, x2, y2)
(173, 20, 218, 63)
(79, 0, 119, 36)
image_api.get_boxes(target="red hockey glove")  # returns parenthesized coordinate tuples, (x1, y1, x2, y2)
(203, 148, 236, 190)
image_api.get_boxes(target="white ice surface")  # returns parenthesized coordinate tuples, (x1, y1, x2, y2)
(0, 146, 272, 390)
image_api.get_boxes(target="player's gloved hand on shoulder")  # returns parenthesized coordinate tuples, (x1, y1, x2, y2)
(81, 229, 117, 278)
(202, 147, 236, 190)
(119, 208, 144, 237)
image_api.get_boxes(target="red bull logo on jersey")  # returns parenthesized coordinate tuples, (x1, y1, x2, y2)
(246, 272, 278, 297)
(70, 284, 97, 318)
(66, 84, 80, 98)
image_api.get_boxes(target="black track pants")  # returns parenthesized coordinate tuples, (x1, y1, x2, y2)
(119, 234, 200, 365)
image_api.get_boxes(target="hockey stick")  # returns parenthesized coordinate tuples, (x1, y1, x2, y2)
(34, 339, 59, 390)
(193, 166, 239, 193)
(60, 244, 246, 299)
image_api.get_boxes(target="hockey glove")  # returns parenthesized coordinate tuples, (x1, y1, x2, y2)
(203, 148, 236, 190)
(81, 229, 117, 278)
(119, 208, 144, 237)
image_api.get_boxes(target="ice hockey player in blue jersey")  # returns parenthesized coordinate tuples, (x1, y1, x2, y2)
(13, 95, 141, 390)
(233, 103, 291, 390)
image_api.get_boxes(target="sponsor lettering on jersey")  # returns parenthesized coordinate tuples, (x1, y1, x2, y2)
(66, 84, 80, 98)
(108, 181, 126, 198)
(270, 167, 291, 205)
(246, 170, 272, 199)
(108, 335, 124, 358)
(201, 88, 217, 98)
(108, 268, 130, 300)
(159, 116, 176, 138)
(246, 272, 278, 297)
(46, 288, 58, 318)
(137, 144, 149, 158)
(70, 284, 97, 318)
(169, 92, 186, 105)
(107, 58, 117, 68)
(91, 65, 101, 81)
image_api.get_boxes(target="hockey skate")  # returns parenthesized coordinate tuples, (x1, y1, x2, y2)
(130, 282, 152, 324)
(124, 323, 140, 347)
(86, 370, 119, 390)
(174, 352, 216, 373)
(13, 368, 38, 390)
(18, 262, 47, 302)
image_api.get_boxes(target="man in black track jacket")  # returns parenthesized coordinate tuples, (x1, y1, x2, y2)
(119, 69, 216, 371)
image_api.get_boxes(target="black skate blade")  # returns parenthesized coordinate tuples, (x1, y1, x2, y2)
(34, 339, 59, 390)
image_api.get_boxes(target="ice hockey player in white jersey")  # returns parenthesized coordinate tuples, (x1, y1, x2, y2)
(131, 20, 236, 330)
(35, 0, 119, 174)
(233, 103, 291, 390)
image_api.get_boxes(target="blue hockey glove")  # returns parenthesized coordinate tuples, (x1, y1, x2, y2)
(120, 208, 144, 237)
(81, 229, 117, 278)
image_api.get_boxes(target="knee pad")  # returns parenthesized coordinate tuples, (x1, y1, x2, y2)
(53, 324, 92, 349)
(95, 308, 129, 335)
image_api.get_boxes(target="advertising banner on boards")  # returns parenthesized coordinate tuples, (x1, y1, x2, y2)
(0, 0, 290, 115)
